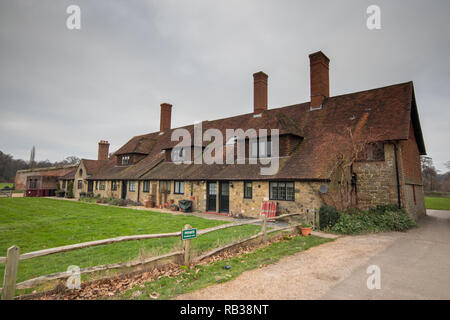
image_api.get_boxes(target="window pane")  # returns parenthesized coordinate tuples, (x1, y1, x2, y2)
(270, 182, 277, 199)
(286, 182, 294, 201)
(250, 141, 258, 158)
(259, 141, 266, 157)
(278, 183, 286, 200)
(244, 182, 252, 198)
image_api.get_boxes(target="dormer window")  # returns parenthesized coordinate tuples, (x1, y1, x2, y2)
(172, 147, 184, 163)
(121, 155, 130, 165)
(250, 138, 272, 158)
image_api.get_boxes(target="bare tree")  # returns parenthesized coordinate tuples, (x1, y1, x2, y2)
(421, 156, 438, 191)
(29, 146, 35, 171)
(317, 114, 385, 211)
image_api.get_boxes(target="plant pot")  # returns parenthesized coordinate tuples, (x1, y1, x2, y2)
(300, 227, 312, 236)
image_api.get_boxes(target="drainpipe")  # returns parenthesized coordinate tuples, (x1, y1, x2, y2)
(393, 142, 402, 209)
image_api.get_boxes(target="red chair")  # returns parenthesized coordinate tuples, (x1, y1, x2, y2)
(260, 201, 277, 222)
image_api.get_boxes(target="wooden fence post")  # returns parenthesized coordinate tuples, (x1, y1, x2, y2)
(261, 214, 267, 243)
(182, 224, 192, 267)
(2, 246, 20, 300)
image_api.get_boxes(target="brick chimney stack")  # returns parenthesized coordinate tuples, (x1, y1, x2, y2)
(309, 51, 330, 110)
(253, 71, 268, 113)
(160, 103, 172, 132)
(98, 140, 110, 161)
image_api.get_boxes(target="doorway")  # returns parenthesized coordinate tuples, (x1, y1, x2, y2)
(121, 181, 127, 200)
(206, 181, 217, 212)
(219, 181, 229, 213)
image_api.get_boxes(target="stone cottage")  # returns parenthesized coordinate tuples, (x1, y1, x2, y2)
(63, 51, 426, 220)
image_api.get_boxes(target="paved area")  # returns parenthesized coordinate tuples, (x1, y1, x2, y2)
(177, 210, 450, 300)
(323, 210, 450, 299)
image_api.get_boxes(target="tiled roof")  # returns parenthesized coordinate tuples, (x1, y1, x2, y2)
(88, 81, 425, 181)
(60, 168, 77, 180)
(82, 159, 109, 176)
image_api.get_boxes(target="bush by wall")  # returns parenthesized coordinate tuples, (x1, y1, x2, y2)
(331, 205, 417, 235)
(319, 205, 340, 230)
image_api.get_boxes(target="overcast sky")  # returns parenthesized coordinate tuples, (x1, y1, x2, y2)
(0, 0, 449, 171)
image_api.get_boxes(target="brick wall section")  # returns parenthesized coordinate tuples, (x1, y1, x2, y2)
(97, 141, 110, 161)
(253, 72, 268, 113)
(309, 51, 330, 109)
(398, 120, 426, 220)
(401, 121, 423, 185)
(160, 103, 172, 132)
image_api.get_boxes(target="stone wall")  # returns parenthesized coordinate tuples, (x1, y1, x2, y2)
(353, 143, 399, 210)
(229, 180, 321, 222)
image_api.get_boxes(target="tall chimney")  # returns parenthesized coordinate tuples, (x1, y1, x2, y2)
(309, 51, 330, 110)
(253, 71, 268, 113)
(160, 103, 172, 132)
(98, 140, 110, 161)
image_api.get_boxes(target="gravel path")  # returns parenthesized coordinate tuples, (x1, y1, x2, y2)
(175, 232, 398, 300)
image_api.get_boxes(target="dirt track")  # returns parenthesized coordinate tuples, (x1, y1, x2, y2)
(175, 233, 398, 300)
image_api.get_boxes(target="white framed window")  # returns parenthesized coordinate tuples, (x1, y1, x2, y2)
(174, 181, 184, 194)
(250, 139, 272, 158)
(172, 147, 185, 162)
(122, 155, 130, 165)
(143, 181, 150, 193)
(129, 181, 136, 192)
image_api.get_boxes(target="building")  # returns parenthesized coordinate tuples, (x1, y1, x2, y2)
(15, 165, 77, 197)
(63, 51, 427, 221)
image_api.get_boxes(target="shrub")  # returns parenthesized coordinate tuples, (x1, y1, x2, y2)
(66, 181, 74, 198)
(319, 205, 340, 230)
(108, 198, 122, 206)
(331, 206, 417, 235)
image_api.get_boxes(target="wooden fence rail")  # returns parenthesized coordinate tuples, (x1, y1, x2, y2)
(0, 212, 302, 299)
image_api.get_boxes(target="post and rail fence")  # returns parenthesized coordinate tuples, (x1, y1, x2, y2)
(0, 212, 303, 300)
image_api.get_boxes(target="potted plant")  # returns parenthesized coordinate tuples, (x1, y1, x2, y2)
(300, 223, 312, 236)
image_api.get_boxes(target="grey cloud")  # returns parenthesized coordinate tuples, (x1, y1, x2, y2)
(0, 0, 449, 171)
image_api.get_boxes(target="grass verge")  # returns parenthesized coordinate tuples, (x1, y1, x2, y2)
(0, 198, 260, 290)
(122, 234, 332, 300)
(425, 196, 450, 211)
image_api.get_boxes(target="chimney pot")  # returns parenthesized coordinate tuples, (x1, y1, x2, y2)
(98, 140, 110, 161)
(160, 103, 172, 132)
(309, 51, 330, 110)
(253, 71, 268, 113)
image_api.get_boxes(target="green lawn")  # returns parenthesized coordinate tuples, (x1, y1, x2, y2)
(425, 196, 450, 211)
(122, 235, 332, 300)
(0, 198, 260, 289)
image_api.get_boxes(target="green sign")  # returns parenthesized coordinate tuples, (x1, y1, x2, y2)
(182, 228, 197, 240)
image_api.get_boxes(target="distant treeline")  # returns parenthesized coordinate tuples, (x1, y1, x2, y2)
(0, 150, 79, 182)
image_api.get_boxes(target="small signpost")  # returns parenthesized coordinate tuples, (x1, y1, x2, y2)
(182, 225, 196, 267)
(181, 228, 197, 240)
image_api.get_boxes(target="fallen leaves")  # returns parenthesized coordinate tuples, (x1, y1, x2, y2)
(24, 230, 297, 301)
